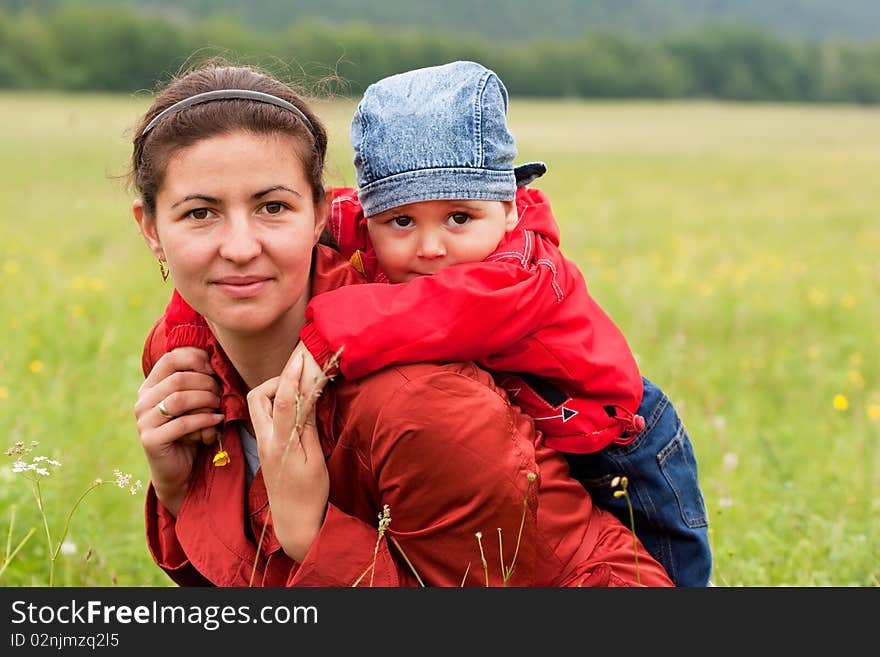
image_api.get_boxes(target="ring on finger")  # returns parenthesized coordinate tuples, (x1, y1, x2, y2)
(157, 398, 174, 418)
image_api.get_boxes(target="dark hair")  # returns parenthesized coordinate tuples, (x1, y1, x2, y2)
(130, 62, 329, 218)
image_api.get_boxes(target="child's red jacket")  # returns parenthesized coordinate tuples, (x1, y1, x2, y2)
(300, 186, 645, 454)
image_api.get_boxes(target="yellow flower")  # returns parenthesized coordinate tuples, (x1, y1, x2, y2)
(807, 288, 826, 306)
(840, 294, 856, 308)
(832, 394, 849, 412)
(867, 405, 880, 422)
(128, 294, 143, 308)
(70, 304, 84, 320)
(29, 360, 44, 374)
(3, 260, 19, 275)
(847, 371, 865, 388)
(212, 450, 230, 467)
(806, 345, 820, 361)
(0, 386, 8, 400)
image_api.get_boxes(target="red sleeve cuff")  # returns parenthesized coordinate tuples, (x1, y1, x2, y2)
(299, 321, 339, 376)
(286, 504, 396, 586)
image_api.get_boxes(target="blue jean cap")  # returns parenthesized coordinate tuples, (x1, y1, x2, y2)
(351, 60, 546, 217)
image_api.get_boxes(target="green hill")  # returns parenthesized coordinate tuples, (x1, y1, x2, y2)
(8, 0, 880, 41)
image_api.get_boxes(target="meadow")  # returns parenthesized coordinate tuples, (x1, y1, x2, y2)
(0, 92, 877, 586)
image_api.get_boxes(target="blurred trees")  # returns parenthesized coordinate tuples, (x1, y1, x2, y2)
(2, 4, 880, 103)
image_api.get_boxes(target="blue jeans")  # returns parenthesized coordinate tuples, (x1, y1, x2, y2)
(564, 377, 712, 586)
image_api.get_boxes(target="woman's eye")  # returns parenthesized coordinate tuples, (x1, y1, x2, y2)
(264, 202, 285, 215)
(188, 208, 210, 220)
(448, 213, 471, 226)
(392, 216, 413, 228)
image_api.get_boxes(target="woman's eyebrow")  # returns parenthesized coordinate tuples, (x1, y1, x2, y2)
(252, 185, 302, 199)
(170, 194, 220, 209)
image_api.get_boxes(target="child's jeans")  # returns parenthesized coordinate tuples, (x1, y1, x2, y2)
(564, 377, 712, 586)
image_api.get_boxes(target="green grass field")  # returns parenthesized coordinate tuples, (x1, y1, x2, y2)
(0, 92, 877, 586)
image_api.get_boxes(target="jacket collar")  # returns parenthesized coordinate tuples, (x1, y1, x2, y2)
(160, 244, 364, 425)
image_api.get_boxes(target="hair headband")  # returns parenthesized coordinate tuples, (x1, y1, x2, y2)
(140, 89, 318, 140)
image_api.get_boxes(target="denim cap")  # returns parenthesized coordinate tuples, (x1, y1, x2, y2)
(351, 60, 547, 217)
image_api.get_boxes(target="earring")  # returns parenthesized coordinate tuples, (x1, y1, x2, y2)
(158, 259, 169, 282)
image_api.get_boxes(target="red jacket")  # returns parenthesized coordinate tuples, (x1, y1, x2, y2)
(300, 187, 644, 454)
(142, 245, 672, 587)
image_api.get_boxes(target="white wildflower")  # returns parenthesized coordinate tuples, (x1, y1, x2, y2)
(113, 469, 134, 490)
(60, 540, 77, 555)
(722, 452, 738, 472)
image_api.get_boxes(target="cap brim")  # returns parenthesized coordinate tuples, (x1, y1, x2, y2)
(514, 161, 547, 187)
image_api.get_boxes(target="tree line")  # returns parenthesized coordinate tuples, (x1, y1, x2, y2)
(3, 4, 880, 103)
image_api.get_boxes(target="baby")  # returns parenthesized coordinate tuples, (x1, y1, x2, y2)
(299, 61, 712, 586)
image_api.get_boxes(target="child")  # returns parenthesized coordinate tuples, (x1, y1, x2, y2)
(299, 61, 712, 586)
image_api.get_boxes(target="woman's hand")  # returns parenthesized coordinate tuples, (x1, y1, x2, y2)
(134, 347, 224, 516)
(247, 349, 330, 563)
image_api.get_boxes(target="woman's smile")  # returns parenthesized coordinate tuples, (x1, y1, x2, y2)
(211, 274, 273, 298)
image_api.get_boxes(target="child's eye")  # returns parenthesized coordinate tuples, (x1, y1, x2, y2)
(392, 216, 414, 228)
(447, 213, 471, 226)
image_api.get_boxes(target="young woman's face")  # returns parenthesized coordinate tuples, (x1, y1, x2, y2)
(134, 131, 326, 338)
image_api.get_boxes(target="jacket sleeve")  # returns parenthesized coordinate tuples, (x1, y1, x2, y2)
(141, 319, 215, 586)
(144, 484, 213, 587)
(301, 258, 559, 379)
(287, 504, 417, 586)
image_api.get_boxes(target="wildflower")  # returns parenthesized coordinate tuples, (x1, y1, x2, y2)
(3, 259, 19, 274)
(867, 405, 880, 422)
(29, 360, 44, 374)
(833, 394, 849, 412)
(112, 469, 142, 493)
(70, 304, 85, 320)
(848, 371, 865, 388)
(807, 288, 826, 305)
(377, 504, 391, 536)
(0, 385, 8, 400)
(840, 294, 856, 308)
(60, 541, 77, 556)
(722, 452, 738, 472)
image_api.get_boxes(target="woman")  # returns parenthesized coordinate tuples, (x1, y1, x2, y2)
(130, 61, 674, 587)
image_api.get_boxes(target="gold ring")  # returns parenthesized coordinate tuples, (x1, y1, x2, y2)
(157, 399, 173, 418)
